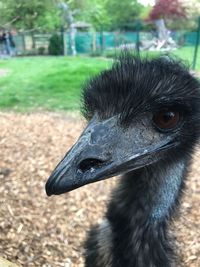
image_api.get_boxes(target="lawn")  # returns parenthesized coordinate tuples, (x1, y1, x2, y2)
(0, 56, 110, 112)
(105, 46, 200, 70)
(0, 46, 199, 112)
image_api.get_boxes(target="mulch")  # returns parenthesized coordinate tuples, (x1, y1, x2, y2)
(0, 112, 199, 267)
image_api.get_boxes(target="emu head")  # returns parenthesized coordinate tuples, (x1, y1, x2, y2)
(46, 55, 200, 196)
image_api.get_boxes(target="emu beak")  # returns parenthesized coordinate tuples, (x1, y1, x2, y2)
(46, 115, 174, 196)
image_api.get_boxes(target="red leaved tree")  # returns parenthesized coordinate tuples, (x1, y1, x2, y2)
(149, 0, 186, 49)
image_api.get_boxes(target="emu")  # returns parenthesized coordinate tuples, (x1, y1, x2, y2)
(46, 54, 200, 267)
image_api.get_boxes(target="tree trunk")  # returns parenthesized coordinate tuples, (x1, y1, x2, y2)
(155, 19, 169, 41)
(58, 2, 77, 56)
(31, 32, 36, 50)
(154, 18, 175, 50)
(69, 25, 76, 56)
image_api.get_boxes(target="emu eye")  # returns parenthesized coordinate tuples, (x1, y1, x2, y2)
(153, 111, 180, 130)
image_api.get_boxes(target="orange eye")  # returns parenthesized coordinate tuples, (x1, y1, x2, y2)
(153, 111, 180, 130)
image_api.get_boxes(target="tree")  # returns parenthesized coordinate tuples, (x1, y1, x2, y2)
(0, 0, 146, 32)
(68, 0, 143, 30)
(149, 0, 186, 49)
(83, 0, 110, 30)
(64, 0, 110, 30)
(106, 0, 143, 29)
(180, 0, 200, 17)
(0, 0, 60, 31)
(150, 0, 186, 20)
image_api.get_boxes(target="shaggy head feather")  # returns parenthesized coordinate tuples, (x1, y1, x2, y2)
(82, 53, 200, 156)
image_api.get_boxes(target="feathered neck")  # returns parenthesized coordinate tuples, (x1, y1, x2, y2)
(106, 159, 187, 267)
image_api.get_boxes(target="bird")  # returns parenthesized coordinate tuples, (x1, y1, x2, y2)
(45, 53, 200, 267)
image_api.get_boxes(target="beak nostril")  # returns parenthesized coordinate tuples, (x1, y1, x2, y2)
(78, 158, 105, 173)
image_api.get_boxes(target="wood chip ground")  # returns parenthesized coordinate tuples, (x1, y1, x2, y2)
(0, 112, 199, 267)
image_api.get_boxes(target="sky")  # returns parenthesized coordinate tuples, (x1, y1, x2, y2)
(138, 0, 155, 6)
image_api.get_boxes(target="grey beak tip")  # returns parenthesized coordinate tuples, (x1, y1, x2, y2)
(45, 180, 53, 196)
(46, 191, 52, 197)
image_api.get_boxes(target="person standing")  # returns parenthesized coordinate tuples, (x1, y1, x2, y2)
(8, 32, 16, 56)
(4, 32, 11, 56)
(0, 32, 6, 57)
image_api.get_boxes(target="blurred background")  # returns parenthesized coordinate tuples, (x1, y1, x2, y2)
(0, 1, 200, 267)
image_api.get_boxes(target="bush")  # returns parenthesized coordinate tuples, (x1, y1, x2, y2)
(48, 33, 64, 55)
(38, 47, 46, 55)
(103, 49, 121, 58)
(89, 50, 103, 57)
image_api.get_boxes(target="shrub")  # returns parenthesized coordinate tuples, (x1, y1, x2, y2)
(89, 50, 103, 57)
(38, 47, 46, 55)
(48, 33, 64, 55)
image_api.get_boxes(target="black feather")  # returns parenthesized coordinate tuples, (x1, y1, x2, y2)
(82, 53, 200, 267)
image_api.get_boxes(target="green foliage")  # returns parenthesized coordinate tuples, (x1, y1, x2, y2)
(1, 0, 198, 40)
(38, 46, 46, 55)
(65, 0, 143, 30)
(105, 0, 143, 29)
(83, 0, 111, 30)
(65, 0, 110, 30)
(166, 18, 199, 31)
(0, 0, 60, 31)
(139, 5, 152, 20)
(0, 0, 146, 31)
(48, 33, 64, 55)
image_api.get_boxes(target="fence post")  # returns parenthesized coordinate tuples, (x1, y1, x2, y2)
(92, 30, 96, 53)
(63, 31, 67, 56)
(21, 32, 26, 52)
(100, 26, 104, 54)
(61, 27, 67, 56)
(135, 20, 141, 54)
(192, 16, 200, 70)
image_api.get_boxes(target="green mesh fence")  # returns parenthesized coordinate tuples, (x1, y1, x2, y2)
(9, 17, 200, 69)
(65, 31, 198, 54)
(66, 31, 139, 54)
(12, 31, 199, 53)
(13, 33, 50, 55)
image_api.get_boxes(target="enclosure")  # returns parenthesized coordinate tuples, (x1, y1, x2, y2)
(10, 17, 200, 69)
(0, 55, 200, 266)
(0, 0, 200, 265)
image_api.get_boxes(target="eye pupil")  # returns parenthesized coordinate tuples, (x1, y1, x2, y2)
(162, 112, 174, 122)
(153, 110, 180, 130)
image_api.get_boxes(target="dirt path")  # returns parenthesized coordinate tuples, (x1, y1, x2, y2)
(0, 112, 199, 267)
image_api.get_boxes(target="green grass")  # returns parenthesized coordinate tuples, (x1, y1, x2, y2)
(0, 56, 110, 112)
(0, 47, 199, 112)
(148, 46, 200, 70)
(104, 46, 200, 70)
